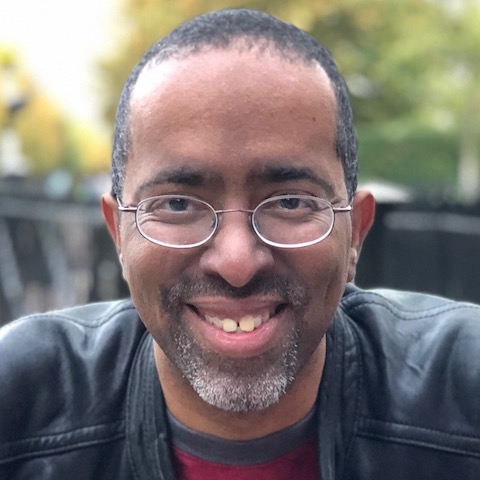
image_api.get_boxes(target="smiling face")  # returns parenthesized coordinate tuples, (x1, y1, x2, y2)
(103, 46, 374, 424)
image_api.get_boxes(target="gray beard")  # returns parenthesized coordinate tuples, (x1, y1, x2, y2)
(171, 323, 300, 412)
(159, 274, 309, 412)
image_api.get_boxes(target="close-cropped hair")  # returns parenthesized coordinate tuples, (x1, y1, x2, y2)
(111, 8, 358, 201)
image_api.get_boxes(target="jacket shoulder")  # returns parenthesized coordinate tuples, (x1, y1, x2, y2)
(0, 300, 146, 465)
(341, 285, 480, 320)
(338, 286, 480, 460)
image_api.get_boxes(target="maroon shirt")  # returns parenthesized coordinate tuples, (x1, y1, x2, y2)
(172, 436, 319, 480)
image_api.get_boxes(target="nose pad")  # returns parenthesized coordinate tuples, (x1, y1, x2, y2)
(199, 212, 274, 288)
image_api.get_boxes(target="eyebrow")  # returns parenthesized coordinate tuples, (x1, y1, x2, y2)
(247, 165, 336, 197)
(134, 163, 336, 199)
(135, 166, 221, 198)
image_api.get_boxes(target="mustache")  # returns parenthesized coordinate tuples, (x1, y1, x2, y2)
(161, 274, 309, 308)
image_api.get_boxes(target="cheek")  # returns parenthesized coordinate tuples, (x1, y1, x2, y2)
(121, 240, 197, 300)
(295, 240, 350, 287)
(291, 239, 350, 315)
(120, 243, 193, 335)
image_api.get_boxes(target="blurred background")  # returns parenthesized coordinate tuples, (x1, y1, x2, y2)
(1, 0, 479, 325)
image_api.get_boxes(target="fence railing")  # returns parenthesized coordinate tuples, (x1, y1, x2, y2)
(356, 201, 480, 303)
(0, 194, 127, 324)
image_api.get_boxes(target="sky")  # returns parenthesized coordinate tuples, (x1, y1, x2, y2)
(0, 0, 119, 130)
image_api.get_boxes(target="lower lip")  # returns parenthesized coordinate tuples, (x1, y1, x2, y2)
(189, 308, 286, 358)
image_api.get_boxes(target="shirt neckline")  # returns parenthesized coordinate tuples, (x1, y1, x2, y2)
(166, 406, 317, 465)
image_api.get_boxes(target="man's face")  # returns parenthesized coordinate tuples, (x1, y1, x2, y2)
(105, 47, 369, 412)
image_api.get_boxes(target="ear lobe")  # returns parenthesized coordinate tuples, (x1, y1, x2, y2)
(347, 190, 375, 282)
(101, 193, 122, 254)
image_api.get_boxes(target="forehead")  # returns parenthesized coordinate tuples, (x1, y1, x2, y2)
(126, 47, 344, 199)
(131, 46, 335, 119)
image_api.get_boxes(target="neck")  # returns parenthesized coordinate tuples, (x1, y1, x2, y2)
(153, 338, 326, 440)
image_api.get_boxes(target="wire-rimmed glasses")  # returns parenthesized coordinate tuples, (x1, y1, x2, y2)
(117, 194, 352, 249)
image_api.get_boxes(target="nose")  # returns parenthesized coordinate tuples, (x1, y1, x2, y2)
(199, 211, 274, 288)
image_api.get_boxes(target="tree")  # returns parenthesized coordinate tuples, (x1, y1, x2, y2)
(0, 47, 110, 178)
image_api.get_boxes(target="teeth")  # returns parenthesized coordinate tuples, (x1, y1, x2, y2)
(255, 315, 265, 327)
(222, 319, 238, 333)
(204, 314, 267, 333)
(212, 317, 223, 329)
(239, 316, 255, 332)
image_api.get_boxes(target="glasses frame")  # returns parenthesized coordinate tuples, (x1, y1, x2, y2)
(117, 194, 352, 249)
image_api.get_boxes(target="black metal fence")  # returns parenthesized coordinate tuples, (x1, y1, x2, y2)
(1, 192, 480, 325)
(357, 201, 480, 303)
(0, 193, 127, 324)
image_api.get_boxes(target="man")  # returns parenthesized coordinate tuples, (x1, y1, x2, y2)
(1, 9, 480, 480)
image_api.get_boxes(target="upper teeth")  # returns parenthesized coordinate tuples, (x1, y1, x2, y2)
(205, 313, 268, 333)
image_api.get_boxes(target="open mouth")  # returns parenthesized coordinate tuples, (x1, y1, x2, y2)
(188, 303, 287, 334)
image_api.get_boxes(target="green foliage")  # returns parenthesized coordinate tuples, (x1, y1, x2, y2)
(358, 122, 458, 190)
(0, 49, 110, 177)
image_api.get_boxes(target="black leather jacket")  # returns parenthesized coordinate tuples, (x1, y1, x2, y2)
(2, 284, 480, 479)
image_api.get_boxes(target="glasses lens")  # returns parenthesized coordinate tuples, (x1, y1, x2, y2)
(253, 195, 333, 246)
(136, 196, 216, 247)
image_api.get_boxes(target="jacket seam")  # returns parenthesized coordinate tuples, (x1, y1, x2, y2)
(4, 300, 136, 330)
(358, 430, 480, 458)
(358, 417, 480, 458)
(126, 331, 152, 480)
(0, 420, 125, 465)
(341, 298, 480, 322)
(361, 417, 480, 441)
(337, 315, 365, 480)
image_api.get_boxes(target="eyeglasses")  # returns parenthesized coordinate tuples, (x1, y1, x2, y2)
(117, 194, 352, 249)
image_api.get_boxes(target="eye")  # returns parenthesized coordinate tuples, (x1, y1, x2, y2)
(267, 195, 318, 211)
(278, 197, 302, 210)
(144, 196, 193, 213)
(138, 196, 213, 227)
(165, 197, 191, 212)
(258, 195, 327, 223)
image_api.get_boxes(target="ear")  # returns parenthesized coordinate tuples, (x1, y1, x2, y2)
(101, 193, 123, 263)
(347, 190, 375, 282)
